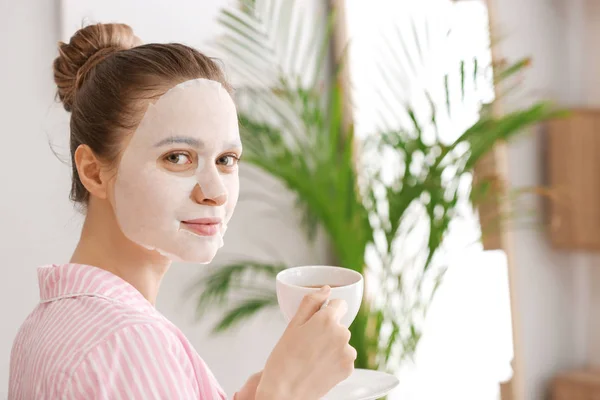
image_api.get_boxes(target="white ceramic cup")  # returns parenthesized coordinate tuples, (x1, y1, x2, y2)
(276, 265, 364, 327)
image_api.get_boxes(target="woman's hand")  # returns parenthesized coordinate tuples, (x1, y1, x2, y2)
(233, 371, 262, 400)
(256, 286, 356, 400)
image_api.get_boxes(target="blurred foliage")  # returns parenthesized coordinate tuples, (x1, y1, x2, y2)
(188, 0, 564, 373)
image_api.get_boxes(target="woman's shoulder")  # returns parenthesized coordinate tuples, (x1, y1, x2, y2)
(11, 262, 179, 381)
(9, 304, 187, 398)
(60, 321, 216, 398)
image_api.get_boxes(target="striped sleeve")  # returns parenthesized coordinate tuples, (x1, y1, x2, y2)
(61, 323, 201, 399)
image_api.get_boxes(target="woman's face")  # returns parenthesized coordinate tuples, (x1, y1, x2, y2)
(110, 79, 241, 263)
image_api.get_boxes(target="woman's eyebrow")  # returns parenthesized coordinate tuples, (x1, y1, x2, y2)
(154, 136, 203, 148)
(154, 136, 242, 150)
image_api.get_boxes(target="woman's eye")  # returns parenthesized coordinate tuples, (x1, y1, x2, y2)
(165, 153, 192, 165)
(216, 154, 239, 167)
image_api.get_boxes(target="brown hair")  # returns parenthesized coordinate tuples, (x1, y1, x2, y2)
(53, 23, 232, 204)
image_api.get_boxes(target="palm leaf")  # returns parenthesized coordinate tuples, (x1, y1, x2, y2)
(190, 0, 566, 374)
(214, 296, 278, 333)
(189, 261, 285, 326)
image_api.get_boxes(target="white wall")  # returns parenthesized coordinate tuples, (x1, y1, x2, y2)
(0, 0, 79, 396)
(0, 0, 329, 396)
(567, 0, 600, 368)
(492, 0, 589, 398)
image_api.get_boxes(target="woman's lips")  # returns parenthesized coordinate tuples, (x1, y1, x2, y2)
(181, 218, 222, 236)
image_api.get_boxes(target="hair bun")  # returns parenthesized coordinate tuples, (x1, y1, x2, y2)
(53, 23, 141, 112)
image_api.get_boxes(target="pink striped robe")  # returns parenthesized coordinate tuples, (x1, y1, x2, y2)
(8, 263, 228, 399)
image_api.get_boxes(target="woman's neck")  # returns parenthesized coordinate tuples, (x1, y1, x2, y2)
(70, 198, 171, 305)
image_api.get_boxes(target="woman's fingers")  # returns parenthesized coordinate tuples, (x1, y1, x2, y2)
(320, 298, 348, 323)
(289, 286, 331, 326)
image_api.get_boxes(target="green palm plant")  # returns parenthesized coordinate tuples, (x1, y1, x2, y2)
(188, 0, 563, 373)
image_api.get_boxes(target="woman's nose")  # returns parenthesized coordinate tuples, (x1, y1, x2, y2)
(191, 183, 227, 206)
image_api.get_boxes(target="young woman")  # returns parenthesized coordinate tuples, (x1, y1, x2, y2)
(8, 23, 355, 400)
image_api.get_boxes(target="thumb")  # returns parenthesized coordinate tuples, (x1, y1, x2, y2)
(289, 286, 331, 326)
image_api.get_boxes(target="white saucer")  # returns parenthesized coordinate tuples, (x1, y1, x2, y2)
(322, 368, 399, 400)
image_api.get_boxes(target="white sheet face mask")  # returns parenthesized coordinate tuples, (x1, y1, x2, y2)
(113, 78, 241, 263)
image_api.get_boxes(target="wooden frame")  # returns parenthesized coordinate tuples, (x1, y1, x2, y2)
(544, 109, 600, 250)
(477, 1, 523, 399)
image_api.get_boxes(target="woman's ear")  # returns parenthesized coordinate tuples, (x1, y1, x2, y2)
(74, 144, 110, 200)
